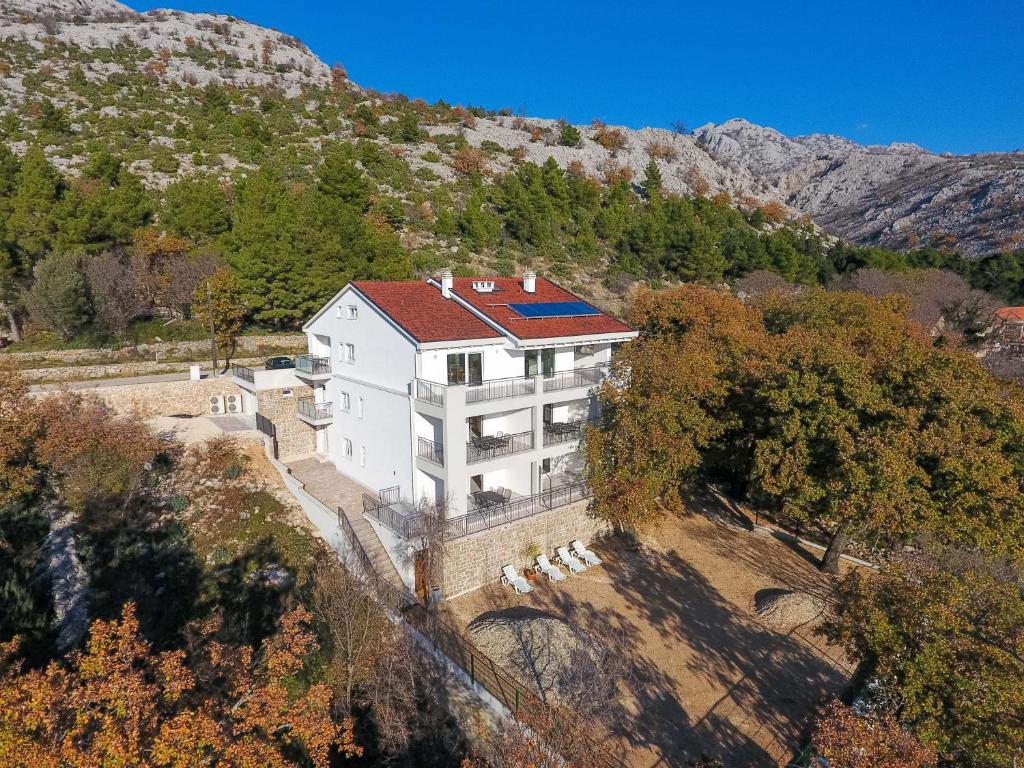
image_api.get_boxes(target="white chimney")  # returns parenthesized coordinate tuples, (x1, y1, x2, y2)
(440, 269, 453, 299)
(523, 270, 536, 294)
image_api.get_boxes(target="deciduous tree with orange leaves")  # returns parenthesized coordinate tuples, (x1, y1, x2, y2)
(0, 603, 359, 768)
(812, 700, 937, 768)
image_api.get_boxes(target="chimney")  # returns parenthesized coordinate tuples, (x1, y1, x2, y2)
(523, 270, 536, 294)
(440, 269, 453, 299)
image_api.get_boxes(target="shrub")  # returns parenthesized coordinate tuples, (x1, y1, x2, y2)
(420, 150, 441, 163)
(592, 120, 627, 151)
(451, 146, 486, 177)
(645, 140, 678, 161)
(559, 123, 581, 147)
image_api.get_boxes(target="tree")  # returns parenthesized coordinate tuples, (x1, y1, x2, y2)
(812, 700, 938, 768)
(822, 546, 1024, 767)
(23, 251, 92, 340)
(7, 146, 62, 263)
(86, 250, 150, 336)
(0, 603, 357, 768)
(0, 362, 37, 509)
(641, 159, 662, 202)
(559, 122, 581, 147)
(192, 267, 247, 368)
(160, 174, 231, 240)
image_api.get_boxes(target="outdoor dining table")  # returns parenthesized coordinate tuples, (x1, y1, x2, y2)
(475, 490, 507, 507)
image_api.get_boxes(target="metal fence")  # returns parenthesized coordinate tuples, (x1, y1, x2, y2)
(542, 364, 608, 393)
(231, 364, 255, 383)
(542, 418, 596, 446)
(297, 397, 332, 421)
(446, 480, 591, 539)
(466, 374, 536, 403)
(295, 354, 331, 376)
(466, 429, 534, 464)
(417, 436, 445, 466)
(414, 379, 445, 406)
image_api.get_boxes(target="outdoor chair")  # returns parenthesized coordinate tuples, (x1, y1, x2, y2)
(501, 487, 512, 502)
(536, 554, 566, 582)
(500, 565, 533, 594)
(556, 546, 587, 575)
(572, 539, 602, 567)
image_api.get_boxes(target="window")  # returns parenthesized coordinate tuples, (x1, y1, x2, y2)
(447, 352, 482, 385)
(446, 353, 466, 384)
(345, 343, 355, 364)
(346, 305, 358, 319)
(524, 348, 555, 377)
(343, 438, 353, 458)
(282, 388, 293, 398)
(359, 446, 366, 467)
(336, 306, 343, 319)
(340, 392, 350, 411)
(541, 457, 551, 474)
(357, 396, 364, 418)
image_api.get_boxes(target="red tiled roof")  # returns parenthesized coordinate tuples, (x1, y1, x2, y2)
(449, 277, 634, 340)
(996, 307, 1024, 323)
(352, 281, 501, 343)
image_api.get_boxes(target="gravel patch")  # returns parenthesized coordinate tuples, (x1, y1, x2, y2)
(754, 589, 826, 632)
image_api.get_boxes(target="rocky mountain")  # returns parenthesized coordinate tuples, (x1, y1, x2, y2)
(0, 0, 1021, 258)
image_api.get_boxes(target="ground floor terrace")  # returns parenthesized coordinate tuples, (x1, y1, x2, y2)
(445, 505, 861, 767)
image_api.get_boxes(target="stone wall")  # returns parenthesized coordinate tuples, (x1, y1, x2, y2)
(441, 500, 611, 599)
(257, 387, 314, 459)
(22, 356, 266, 383)
(5, 334, 306, 367)
(34, 377, 245, 418)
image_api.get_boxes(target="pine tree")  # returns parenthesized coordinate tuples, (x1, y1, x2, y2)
(642, 160, 663, 203)
(7, 147, 63, 263)
(23, 251, 92, 340)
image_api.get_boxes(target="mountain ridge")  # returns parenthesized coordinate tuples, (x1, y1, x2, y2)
(1, 0, 1021, 258)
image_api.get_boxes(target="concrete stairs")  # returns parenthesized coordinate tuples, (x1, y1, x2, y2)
(343, 507, 406, 590)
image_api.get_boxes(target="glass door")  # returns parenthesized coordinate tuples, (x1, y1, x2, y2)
(447, 353, 465, 384)
(541, 348, 555, 377)
(467, 352, 483, 385)
(524, 350, 538, 377)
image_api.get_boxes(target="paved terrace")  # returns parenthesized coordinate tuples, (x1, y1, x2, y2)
(285, 456, 405, 589)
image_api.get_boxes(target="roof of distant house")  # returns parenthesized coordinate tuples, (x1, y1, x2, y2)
(446, 276, 635, 340)
(351, 281, 501, 343)
(995, 306, 1024, 323)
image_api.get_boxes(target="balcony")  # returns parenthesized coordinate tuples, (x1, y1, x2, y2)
(466, 375, 536, 404)
(466, 430, 534, 464)
(542, 418, 595, 446)
(448, 480, 591, 538)
(542, 364, 608, 393)
(417, 436, 444, 466)
(295, 354, 331, 380)
(296, 397, 333, 425)
(415, 379, 445, 407)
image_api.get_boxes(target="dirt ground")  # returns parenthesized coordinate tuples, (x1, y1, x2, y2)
(447, 509, 860, 767)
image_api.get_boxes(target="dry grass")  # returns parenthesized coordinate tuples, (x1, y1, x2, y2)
(448, 508, 860, 767)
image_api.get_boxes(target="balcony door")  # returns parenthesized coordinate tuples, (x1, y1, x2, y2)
(524, 348, 555, 378)
(448, 352, 483, 384)
(467, 352, 483, 385)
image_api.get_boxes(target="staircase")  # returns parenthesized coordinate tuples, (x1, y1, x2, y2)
(342, 506, 405, 589)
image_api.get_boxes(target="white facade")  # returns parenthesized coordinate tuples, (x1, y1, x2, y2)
(300, 279, 637, 519)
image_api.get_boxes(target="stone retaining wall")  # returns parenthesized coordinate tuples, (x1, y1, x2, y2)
(22, 356, 265, 383)
(34, 377, 245, 418)
(5, 334, 306, 367)
(441, 500, 611, 599)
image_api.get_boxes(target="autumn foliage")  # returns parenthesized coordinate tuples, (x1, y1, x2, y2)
(813, 701, 938, 768)
(0, 603, 358, 768)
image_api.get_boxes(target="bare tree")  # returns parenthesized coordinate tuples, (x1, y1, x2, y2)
(408, 496, 451, 601)
(733, 270, 798, 302)
(86, 250, 151, 336)
(158, 250, 220, 320)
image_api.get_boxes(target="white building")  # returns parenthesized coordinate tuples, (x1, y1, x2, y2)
(297, 271, 637, 523)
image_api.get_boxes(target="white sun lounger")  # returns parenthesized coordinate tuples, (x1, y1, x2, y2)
(556, 546, 587, 575)
(572, 539, 602, 567)
(500, 564, 533, 594)
(536, 554, 566, 582)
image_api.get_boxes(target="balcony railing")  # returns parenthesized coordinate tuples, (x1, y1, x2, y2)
(417, 437, 444, 466)
(466, 430, 534, 464)
(446, 480, 591, 538)
(466, 375, 536, 404)
(362, 491, 415, 539)
(542, 418, 596, 446)
(297, 397, 332, 421)
(542, 364, 608, 393)
(414, 379, 445, 406)
(231, 364, 255, 384)
(295, 354, 331, 376)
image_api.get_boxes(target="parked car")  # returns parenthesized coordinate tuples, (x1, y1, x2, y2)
(264, 356, 295, 370)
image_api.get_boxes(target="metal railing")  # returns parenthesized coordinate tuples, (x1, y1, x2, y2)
(417, 436, 444, 466)
(231, 364, 255, 383)
(295, 354, 331, 376)
(542, 418, 595, 446)
(466, 375, 536, 403)
(297, 397, 332, 421)
(542, 364, 608, 393)
(379, 485, 400, 506)
(446, 480, 591, 538)
(362, 491, 415, 539)
(466, 429, 534, 464)
(414, 379, 445, 406)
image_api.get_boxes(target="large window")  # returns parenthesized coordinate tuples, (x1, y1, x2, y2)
(524, 348, 555, 377)
(446, 352, 482, 384)
(343, 438, 353, 458)
(340, 392, 350, 411)
(446, 353, 465, 384)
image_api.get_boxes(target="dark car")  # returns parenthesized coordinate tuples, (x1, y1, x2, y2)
(264, 356, 295, 370)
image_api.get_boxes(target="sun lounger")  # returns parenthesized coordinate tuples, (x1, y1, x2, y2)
(536, 554, 566, 582)
(500, 564, 533, 594)
(572, 539, 602, 567)
(555, 546, 587, 575)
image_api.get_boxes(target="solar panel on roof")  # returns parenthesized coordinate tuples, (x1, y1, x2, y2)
(508, 301, 600, 318)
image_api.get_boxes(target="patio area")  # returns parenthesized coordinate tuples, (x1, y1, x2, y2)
(446, 506, 861, 767)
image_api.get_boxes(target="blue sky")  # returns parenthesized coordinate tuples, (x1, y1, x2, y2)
(128, 0, 1023, 154)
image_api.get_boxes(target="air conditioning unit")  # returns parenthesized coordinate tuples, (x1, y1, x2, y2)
(225, 393, 242, 414)
(209, 395, 225, 415)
